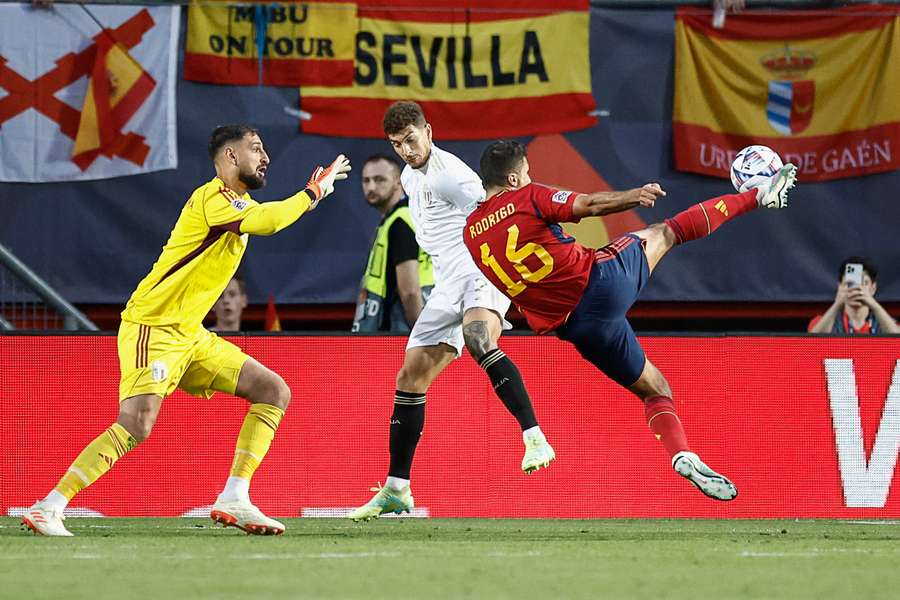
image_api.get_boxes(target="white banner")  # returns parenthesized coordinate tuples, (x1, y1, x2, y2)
(0, 5, 178, 182)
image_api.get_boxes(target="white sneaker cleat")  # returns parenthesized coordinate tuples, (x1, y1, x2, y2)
(756, 163, 797, 209)
(22, 501, 73, 537)
(521, 435, 556, 474)
(673, 451, 737, 501)
(210, 498, 285, 535)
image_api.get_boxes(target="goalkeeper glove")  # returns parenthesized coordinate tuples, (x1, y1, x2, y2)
(305, 154, 351, 209)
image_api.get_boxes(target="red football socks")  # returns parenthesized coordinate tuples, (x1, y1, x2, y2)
(644, 395, 689, 457)
(664, 189, 758, 244)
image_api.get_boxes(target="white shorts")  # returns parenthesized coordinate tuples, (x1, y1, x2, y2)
(406, 273, 511, 356)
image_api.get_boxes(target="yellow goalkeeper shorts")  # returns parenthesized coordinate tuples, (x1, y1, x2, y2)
(117, 320, 249, 401)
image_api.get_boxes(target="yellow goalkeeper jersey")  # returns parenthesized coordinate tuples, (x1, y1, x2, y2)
(121, 177, 256, 329)
(121, 176, 312, 330)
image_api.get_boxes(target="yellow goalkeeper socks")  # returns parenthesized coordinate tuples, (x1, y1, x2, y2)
(229, 403, 285, 481)
(54, 423, 138, 501)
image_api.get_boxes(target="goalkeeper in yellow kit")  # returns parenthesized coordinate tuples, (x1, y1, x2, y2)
(22, 125, 351, 536)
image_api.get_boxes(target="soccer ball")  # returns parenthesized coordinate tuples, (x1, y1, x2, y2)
(730, 145, 783, 192)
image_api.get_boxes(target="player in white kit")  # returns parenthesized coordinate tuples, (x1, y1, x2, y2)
(350, 101, 555, 521)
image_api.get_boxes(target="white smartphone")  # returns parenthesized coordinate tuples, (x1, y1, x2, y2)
(843, 263, 863, 288)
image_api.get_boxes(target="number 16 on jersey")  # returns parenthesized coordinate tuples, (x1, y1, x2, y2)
(480, 225, 554, 297)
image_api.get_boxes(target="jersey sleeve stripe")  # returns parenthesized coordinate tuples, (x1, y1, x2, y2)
(149, 226, 230, 291)
(218, 219, 243, 234)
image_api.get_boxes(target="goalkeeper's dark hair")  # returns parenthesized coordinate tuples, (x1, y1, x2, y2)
(480, 140, 527, 189)
(363, 153, 403, 177)
(208, 124, 260, 161)
(383, 101, 426, 135)
(839, 256, 878, 282)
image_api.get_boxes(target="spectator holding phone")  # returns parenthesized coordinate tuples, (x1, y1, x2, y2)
(808, 256, 899, 334)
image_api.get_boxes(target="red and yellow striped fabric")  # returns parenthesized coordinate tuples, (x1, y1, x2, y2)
(299, 0, 595, 139)
(72, 36, 155, 170)
(184, 1, 356, 87)
(673, 5, 900, 182)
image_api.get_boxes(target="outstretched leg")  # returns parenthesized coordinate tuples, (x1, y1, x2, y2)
(463, 307, 554, 474)
(628, 359, 737, 501)
(22, 394, 153, 537)
(636, 163, 797, 273)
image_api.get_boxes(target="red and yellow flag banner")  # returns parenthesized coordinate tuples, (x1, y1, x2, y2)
(673, 5, 900, 182)
(0, 5, 177, 182)
(184, 1, 356, 87)
(72, 37, 156, 170)
(299, 0, 595, 139)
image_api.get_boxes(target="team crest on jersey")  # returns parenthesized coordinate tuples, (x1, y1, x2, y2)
(231, 199, 248, 211)
(552, 191, 572, 204)
(150, 360, 168, 382)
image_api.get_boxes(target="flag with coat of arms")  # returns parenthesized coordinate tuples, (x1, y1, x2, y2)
(0, 5, 178, 182)
(672, 4, 900, 182)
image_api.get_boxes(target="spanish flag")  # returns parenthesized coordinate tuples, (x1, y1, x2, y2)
(299, 0, 595, 139)
(184, 1, 356, 87)
(673, 5, 900, 182)
(72, 34, 156, 171)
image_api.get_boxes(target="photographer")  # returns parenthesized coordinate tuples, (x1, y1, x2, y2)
(808, 256, 899, 334)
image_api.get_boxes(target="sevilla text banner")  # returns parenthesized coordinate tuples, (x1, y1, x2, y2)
(0, 5, 178, 182)
(673, 5, 900, 182)
(184, 2, 356, 87)
(299, 1, 596, 139)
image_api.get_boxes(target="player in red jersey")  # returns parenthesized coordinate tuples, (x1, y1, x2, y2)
(464, 141, 797, 500)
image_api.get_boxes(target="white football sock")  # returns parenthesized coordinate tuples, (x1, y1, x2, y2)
(523, 426, 545, 443)
(42, 489, 69, 511)
(219, 476, 250, 502)
(386, 476, 410, 491)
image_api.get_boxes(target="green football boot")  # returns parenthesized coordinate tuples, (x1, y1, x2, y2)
(349, 483, 414, 522)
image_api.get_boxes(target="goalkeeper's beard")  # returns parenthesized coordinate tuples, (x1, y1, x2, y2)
(239, 168, 266, 190)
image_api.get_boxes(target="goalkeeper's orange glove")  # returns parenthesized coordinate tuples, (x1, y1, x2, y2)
(305, 154, 351, 209)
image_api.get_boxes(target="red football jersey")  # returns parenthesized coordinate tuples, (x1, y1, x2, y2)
(464, 183, 594, 334)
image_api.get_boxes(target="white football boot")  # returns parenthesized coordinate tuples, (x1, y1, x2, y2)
(672, 451, 738, 501)
(22, 501, 74, 537)
(756, 163, 797, 209)
(210, 497, 285, 535)
(521, 434, 556, 474)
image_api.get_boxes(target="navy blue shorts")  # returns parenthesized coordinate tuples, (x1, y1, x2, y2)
(556, 234, 650, 387)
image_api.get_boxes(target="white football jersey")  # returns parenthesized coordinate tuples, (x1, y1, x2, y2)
(401, 144, 485, 285)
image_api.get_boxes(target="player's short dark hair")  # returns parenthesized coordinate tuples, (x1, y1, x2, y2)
(208, 124, 259, 161)
(363, 153, 403, 176)
(383, 101, 426, 135)
(480, 140, 527, 189)
(839, 256, 878, 282)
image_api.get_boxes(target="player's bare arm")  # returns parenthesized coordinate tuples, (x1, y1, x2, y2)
(571, 183, 666, 219)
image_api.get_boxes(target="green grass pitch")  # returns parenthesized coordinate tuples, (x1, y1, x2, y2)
(2, 518, 899, 600)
